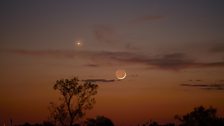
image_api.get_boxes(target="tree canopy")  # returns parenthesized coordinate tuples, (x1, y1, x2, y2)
(85, 116, 114, 126)
(175, 106, 224, 126)
(49, 77, 98, 126)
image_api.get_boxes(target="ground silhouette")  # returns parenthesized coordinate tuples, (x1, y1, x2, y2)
(18, 121, 54, 126)
(140, 121, 175, 126)
(85, 116, 114, 126)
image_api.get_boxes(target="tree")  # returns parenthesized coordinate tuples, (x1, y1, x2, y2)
(175, 106, 224, 126)
(85, 116, 114, 126)
(49, 77, 98, 126)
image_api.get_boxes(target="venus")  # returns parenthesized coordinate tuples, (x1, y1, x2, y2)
(115, 69, 127, 80)
(75, 40, 82, 47)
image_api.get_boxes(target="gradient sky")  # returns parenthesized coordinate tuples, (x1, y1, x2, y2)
(1, 1, 224, 126)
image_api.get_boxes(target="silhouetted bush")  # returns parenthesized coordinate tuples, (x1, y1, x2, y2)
(140, 121, 175, 126)
(85, 116, 114, 126)
(175, 106, 224, 126)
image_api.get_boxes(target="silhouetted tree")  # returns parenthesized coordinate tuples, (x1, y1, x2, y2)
(49, 77, 98, 126)
(175, 106, 224, 126)
(85, 116, 114, 126)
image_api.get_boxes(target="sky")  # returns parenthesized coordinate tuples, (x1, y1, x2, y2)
(1, 0, 224, 125)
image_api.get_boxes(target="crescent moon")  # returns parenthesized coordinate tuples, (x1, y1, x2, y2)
(115, 69, 127, 80)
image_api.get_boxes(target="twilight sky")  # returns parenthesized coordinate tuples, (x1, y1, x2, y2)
(1, 1, 224, 125)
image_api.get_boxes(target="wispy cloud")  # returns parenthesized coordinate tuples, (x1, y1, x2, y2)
(84, 64, 100, 67)
(93, 25, 119, 44)
(82, 79, 115, 83)
(92, 24, 141, 51)
(210, 42, 224, 53)
(180, 82, 224, 91)
(6, 49, 224, 70)
(131, 15, 164, 24)
(9, 49, 77, 58)
(125, 43, 140, 50)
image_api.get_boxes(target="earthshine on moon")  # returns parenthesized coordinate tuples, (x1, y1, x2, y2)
(115, 69, 127, 80)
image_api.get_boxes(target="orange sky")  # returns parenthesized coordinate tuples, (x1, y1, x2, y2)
(1, 1, 224, 125)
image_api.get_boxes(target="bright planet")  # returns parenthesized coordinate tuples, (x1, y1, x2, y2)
(75, 40, 82, 47)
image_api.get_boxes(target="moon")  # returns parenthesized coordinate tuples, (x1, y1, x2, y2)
(115, 69, 127, 80)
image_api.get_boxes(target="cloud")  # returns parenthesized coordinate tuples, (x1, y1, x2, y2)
(82, 79, 115, 83)
(92, 25, 140, 51)
(9, 49, 78, 58)
(219, 80, 224, 82)
(180, 83, 224, 91)
(145, 53, 194, 70)
(131, 15, 164, 24)
(93, 25, 119, 44)
(6, 49, 224, 70)
(84, 64, 100, 67)
(210, 42, 224, 53)
(125, 43, 140, 50)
